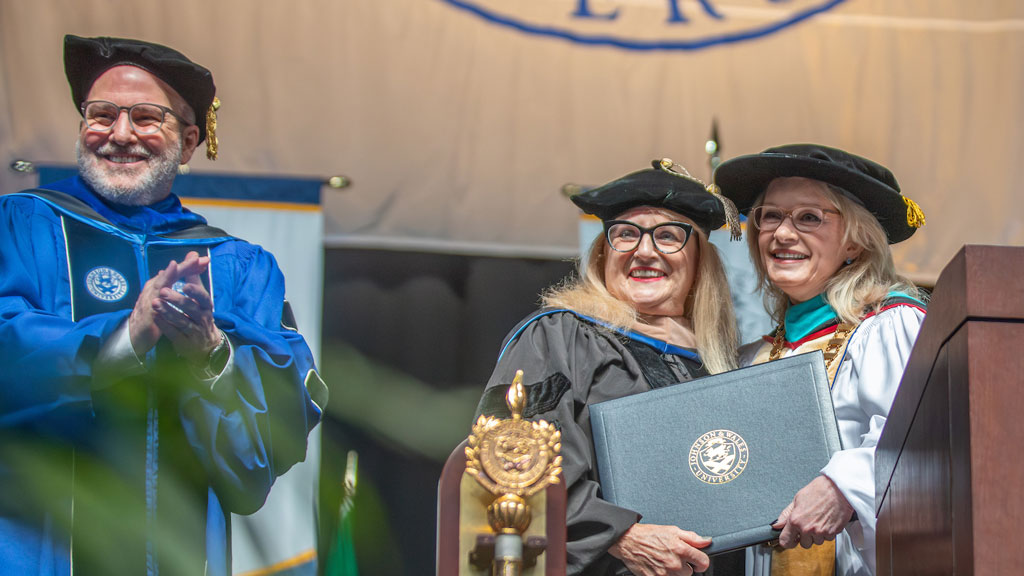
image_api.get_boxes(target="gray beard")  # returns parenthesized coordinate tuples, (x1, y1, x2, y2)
(76, 138, 183, 206)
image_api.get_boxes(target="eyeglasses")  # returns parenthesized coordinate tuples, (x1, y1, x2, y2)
(81, 100, 192, 135)
(750, 205, 840, 233)
(603, 220, 694, 254)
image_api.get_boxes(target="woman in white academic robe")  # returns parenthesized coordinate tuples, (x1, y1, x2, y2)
(714, 144, 928, 576)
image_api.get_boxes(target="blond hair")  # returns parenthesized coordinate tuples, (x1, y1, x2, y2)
(543, 228, 738, 374)
(747, 183, 925, 326)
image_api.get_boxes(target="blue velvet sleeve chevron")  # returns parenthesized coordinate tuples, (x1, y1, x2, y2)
(0, 195, 128, 438)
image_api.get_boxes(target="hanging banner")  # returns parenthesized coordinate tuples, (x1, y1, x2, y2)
(6, 2, 1024, 284)
(440, 0, 847, 50)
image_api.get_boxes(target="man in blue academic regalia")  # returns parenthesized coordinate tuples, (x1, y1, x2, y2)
(0, 35, 327, 576)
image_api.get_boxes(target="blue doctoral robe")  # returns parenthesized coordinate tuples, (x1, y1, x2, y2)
(0, 176, 326, 576)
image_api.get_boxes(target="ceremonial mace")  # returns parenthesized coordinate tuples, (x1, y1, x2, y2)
(466, 370, 562, 576)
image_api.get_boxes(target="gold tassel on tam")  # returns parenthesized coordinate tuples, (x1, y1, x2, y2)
(706, 182, 742, 241)
(903, 196, 925, 228)
(771, 540, 835, 576)
(205, 97, 220, 161)
(654, 158, 742, 240)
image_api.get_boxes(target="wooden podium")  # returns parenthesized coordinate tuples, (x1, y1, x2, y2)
(875, 245, 1024, 575)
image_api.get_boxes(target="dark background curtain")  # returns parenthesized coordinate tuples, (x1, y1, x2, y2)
(318, 248, 574, 575)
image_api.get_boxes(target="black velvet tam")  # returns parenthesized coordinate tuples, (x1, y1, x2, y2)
(64, 34, 216, 143)
(571, 163, 726, 234)
(714, 144, 920, 243)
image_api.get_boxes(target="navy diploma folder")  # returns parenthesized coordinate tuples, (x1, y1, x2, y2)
(590, 351, 841, 555)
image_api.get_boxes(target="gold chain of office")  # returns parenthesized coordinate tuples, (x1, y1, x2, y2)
(768, 323, 856, 369)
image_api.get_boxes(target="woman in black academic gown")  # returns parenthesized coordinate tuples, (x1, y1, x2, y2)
(475, 159, 740, 576)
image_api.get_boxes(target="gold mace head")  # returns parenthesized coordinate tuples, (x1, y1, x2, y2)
(487, 493, 532, 535)
(507, 370, 525, 421)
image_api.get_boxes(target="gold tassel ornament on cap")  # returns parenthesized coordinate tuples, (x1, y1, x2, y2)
(658, 158, 679, 173)
(655, 158, 742, 240)
(205, 97, 220, 161)
(655, 157, 703, 184)
(707, 182, 742, 241)
(903, 196, 925, 228)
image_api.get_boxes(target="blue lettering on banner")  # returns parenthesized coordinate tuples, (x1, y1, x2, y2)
(571, 0, 619, 21)
(573, 0, 724, 23)
(440, 0, 847, 51)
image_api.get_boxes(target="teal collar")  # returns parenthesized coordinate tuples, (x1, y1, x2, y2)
(784, 294, 838, 342)
(886, 290, 925, 308)
(782, 290, 925, 343)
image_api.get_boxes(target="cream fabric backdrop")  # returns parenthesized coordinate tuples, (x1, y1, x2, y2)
(1, 0, 1022, 282)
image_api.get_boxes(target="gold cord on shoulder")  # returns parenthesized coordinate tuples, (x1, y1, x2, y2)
(205, 97, 220, 161)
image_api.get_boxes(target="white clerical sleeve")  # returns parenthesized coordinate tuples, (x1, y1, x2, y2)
(94, 319, 146, 384)
(820, 305, 925, 574)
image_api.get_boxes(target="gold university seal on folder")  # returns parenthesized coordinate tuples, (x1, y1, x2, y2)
(688, 429, 749, 485)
